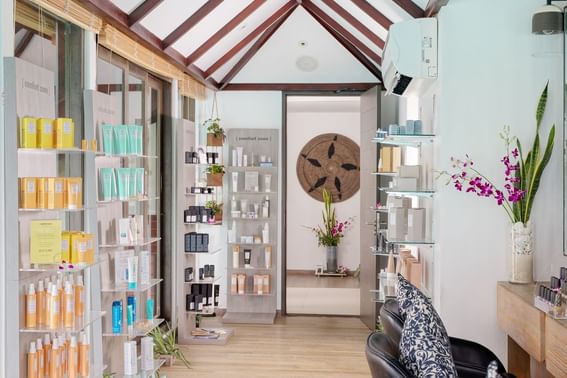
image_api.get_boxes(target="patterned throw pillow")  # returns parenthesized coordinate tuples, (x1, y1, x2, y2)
(397, 274, 458, 377)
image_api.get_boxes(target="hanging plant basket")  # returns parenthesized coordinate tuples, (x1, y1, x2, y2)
(205, 93, 225, 147)
(207, 133, 224, 147)
(207, 172, 224, 187)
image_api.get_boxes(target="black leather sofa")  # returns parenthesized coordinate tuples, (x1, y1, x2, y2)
(365, 299, 510, 378)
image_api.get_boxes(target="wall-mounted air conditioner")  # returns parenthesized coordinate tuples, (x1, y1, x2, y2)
(383, 18, 438, 97)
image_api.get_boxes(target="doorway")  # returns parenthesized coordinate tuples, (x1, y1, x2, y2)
(284, 95, 362, 316)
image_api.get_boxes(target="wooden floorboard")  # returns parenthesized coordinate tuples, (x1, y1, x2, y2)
(162, 315, 372, 377)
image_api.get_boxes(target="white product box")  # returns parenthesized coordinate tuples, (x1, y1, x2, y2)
(393, 177, 417, 191)
(388, 207, 408, 240)
(387, 196, 412, 209)
(407, 208, 426, 241)
(114, 250, 135, 286)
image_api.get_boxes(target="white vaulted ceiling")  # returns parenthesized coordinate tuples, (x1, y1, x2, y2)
(88, 0, 429, 89)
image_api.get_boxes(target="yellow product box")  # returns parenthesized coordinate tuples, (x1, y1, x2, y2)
(37, 177, 49, 209)
(71, 232, 95, 264)
(47, 177, 65, 209)
(37, 118, 55, 149)
(61, 231, 72, 262)
(65, 177, 83, 209)
(19, 177, 38, 209)
(19, 117, 37, 148)
(30, 219, 62, 264)
(54, 118, 75, 148)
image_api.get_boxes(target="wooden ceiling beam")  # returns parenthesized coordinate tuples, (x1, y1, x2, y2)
(320, 0, 384, 49)
(186, 0, 266, 65)
(205, 0, 296, 80)
(302, 1, 382, 81)
(219, 3, 297, 89)
(424, 0, 449, 17)
(15, 30, 34, 57)
(350, 0, 392, 30)
(162, 0, 223, 49)
(128, 0, 163, 27)
(222, 83, 378, 91)
(80, 0, 218, 89)
(302, 1, 382, 65)
(392, 0, 425, 18)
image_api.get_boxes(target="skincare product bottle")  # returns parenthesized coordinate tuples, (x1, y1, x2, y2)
(114, 125, 129, 155)
(264, 174, 272, 192)
(262, 197, 270, 218)
(63, 281, 75, 328)
(231, 274, 238, 295)
(237, 274, 246, 295)
(232, 148, 238, 167)
(48, 283, 60, 330)
(58, 335, 66, 377)
(49, 339, 59, 378)
(25, 283, 37, 328)
(141, 336, 154, 371)
(139, 250, 151, 285)
(265, 246, 272, 269)
(127, 295, 137, 323)
(67, 336, 78, 378)
(112, 300, 123, 334)
(74, 275, 84, 318)
(43, 334, 52, 374)
(262, 223, 270, 244)
(214, 285, 220, 306)
(101, 125, 114, 155)
(236, 147, 243, 167)
(232, 172, 239, 192)
(146, 297, 155, 321)
(78, 332, 89, 377)
(28, 341, 37, 378)
(116, 168, 131, 201)
(36, 338, 44, 378)
(240, 199, 248, 216)
(127, 304, 134, 333)
(127, 256, 138, 290)
(244, 249, 252, 268)
(129, 215, 138, 244)
(232, 246, 240, 269)
(66, 177, 83, 209)
(243, 154, 248, 167)
(99, 168, 116, 201)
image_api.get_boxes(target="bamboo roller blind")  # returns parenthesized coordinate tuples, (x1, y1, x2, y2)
(16, 1, 56, 39)
(24, 0, 206, 100)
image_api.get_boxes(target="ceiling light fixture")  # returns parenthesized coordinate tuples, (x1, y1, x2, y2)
(296, 56, 318, 72)
(298, 40, 308, 48)
(532, 0, 564, 35)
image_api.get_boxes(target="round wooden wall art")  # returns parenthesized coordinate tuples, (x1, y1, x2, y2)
(296, 133, 360, 202)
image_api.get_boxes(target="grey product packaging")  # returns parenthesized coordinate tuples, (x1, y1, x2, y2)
(191, 233, 197, 252)
(206, 284, 213, 306)
(214, 285, 220, 306)
(184, 267, 193, 282)
(186, 294, 194, 311)
(195, 295, 203, 311)
(203, 233, 210, 250)
(204, 264, 210, 277)
(210, 265, 215, 278)
(199, 268, 204, 281)
(184, 233, 193, 252)
(388, 207, 408, 241)
(407, 208, 426, 241)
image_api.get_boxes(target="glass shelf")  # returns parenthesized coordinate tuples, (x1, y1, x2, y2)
(97, 196, 160, 205)
(379, 188, 435, 198)
(20, 260, 100, 273)
(20, 311, 106, 333)
(375, 232, 435, 246)
(372, 134, 435, 146)
(18, 147, 98, 154)
(231, 292, 274, 297)
(184, 275, 222, 285)
(232, 266, 272, 271)
(96, 153, 158, 159)
(185, 247, 222, 255)
(232, 191, 276, 195)
(99, 237, 161, 249)
(372, 206, 388, 213)
(185, 192, 216, 196)
(227, 166, 277, 171)
(101, 278, 162, 293)
(371, 172, 397, 177)
(230, 217, 270, 221)
(184, 222, 223, 226)
(122, 358, 166, 378)
(19, 207, 92, 213)
(228, 243, 272, 247)
(186, 309, 216, 315)
(102, 318, 164, 338)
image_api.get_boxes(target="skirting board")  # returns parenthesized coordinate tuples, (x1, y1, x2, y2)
(185, 328, 234, 345)
(223, 311, 276, 325)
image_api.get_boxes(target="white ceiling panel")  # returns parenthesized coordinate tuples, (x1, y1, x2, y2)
(313, 0, 384, 58)
(193, 0, 287, 71)
(210, 36, 260, 82)
(367, 0, 413, 24)
(335, 0, 389, 41)
(172, 0, 252, 57)
(140, 0, 208, 39)
(112, 0, 145, 14)
(232, 7, 378, 84)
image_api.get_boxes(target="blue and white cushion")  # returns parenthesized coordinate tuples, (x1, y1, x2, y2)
(397, 274, 458, 377)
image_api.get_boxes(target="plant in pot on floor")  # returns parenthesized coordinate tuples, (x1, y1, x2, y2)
(439, 82, 555, 284)
(149, 322, 191, 369)
(205, 200, 223, 223)
(204, 117, 225, 147)
(308, 189, 353, 273)
(206, 164, 225, 187)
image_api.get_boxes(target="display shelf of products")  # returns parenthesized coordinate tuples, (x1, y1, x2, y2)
(18, 147, 99, 154)
(121, 358, 166, 378)
(372, 134, 435, 146)
(231, 292, 274, 297)
(184, 221, 223, 226)
(186, 309, 216, 315)
(232, 267, 272, 271)
(185, 247, 223, 255)
(226, 166, 277, 171)
(228, 243, 272, 247)
(184, 192, 216, 196)
(102, 318, 164, 338)
(232, 191, 277, 195)
(97, 196, 160, 205)
(101, 279, 163, 293)
(376, 231, 435, 246)
(371, 171, 398, 176)
(378, 188, 435, 198)
(185, 276, 223, 285)
(19, 206, 94, 213)
(20, 311, 106, 333)
(20, 261, 100, 273)
(99, 237, 161, 249)
(96, 153, 158, 159)
(372, 206, 388, 213)
(231, 217, 271, 222)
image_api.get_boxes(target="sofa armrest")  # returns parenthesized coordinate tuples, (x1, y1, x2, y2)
(449, 337, 506, 378)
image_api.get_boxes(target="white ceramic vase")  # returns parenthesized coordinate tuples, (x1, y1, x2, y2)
(509, 222, 533, 284)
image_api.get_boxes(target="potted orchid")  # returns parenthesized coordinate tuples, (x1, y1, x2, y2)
(440, 83, 555, 283)
(309, 189, 353, 273)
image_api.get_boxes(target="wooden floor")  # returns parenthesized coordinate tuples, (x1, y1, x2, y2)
(161, 315, 371, 378)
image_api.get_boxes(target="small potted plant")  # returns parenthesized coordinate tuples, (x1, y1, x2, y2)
(206, 164, 225, 187)
(204, 117, 225, 147)
(205, 200, 223, 223)
(149, 322, 190, 369)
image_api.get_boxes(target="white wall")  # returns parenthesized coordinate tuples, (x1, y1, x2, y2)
(198, 90, 283, 308)
(286, 101, 361, 271)
(433, 0, 567, 362)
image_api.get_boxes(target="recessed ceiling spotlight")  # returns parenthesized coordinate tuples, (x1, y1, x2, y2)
(240, 23, 247, 30)
(296, 55, 318, 72)
(298, 40, 308, 48)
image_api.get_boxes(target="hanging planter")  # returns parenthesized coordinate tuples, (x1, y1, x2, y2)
(204, 93, 225, 147)
(206, 164, 225, 187)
